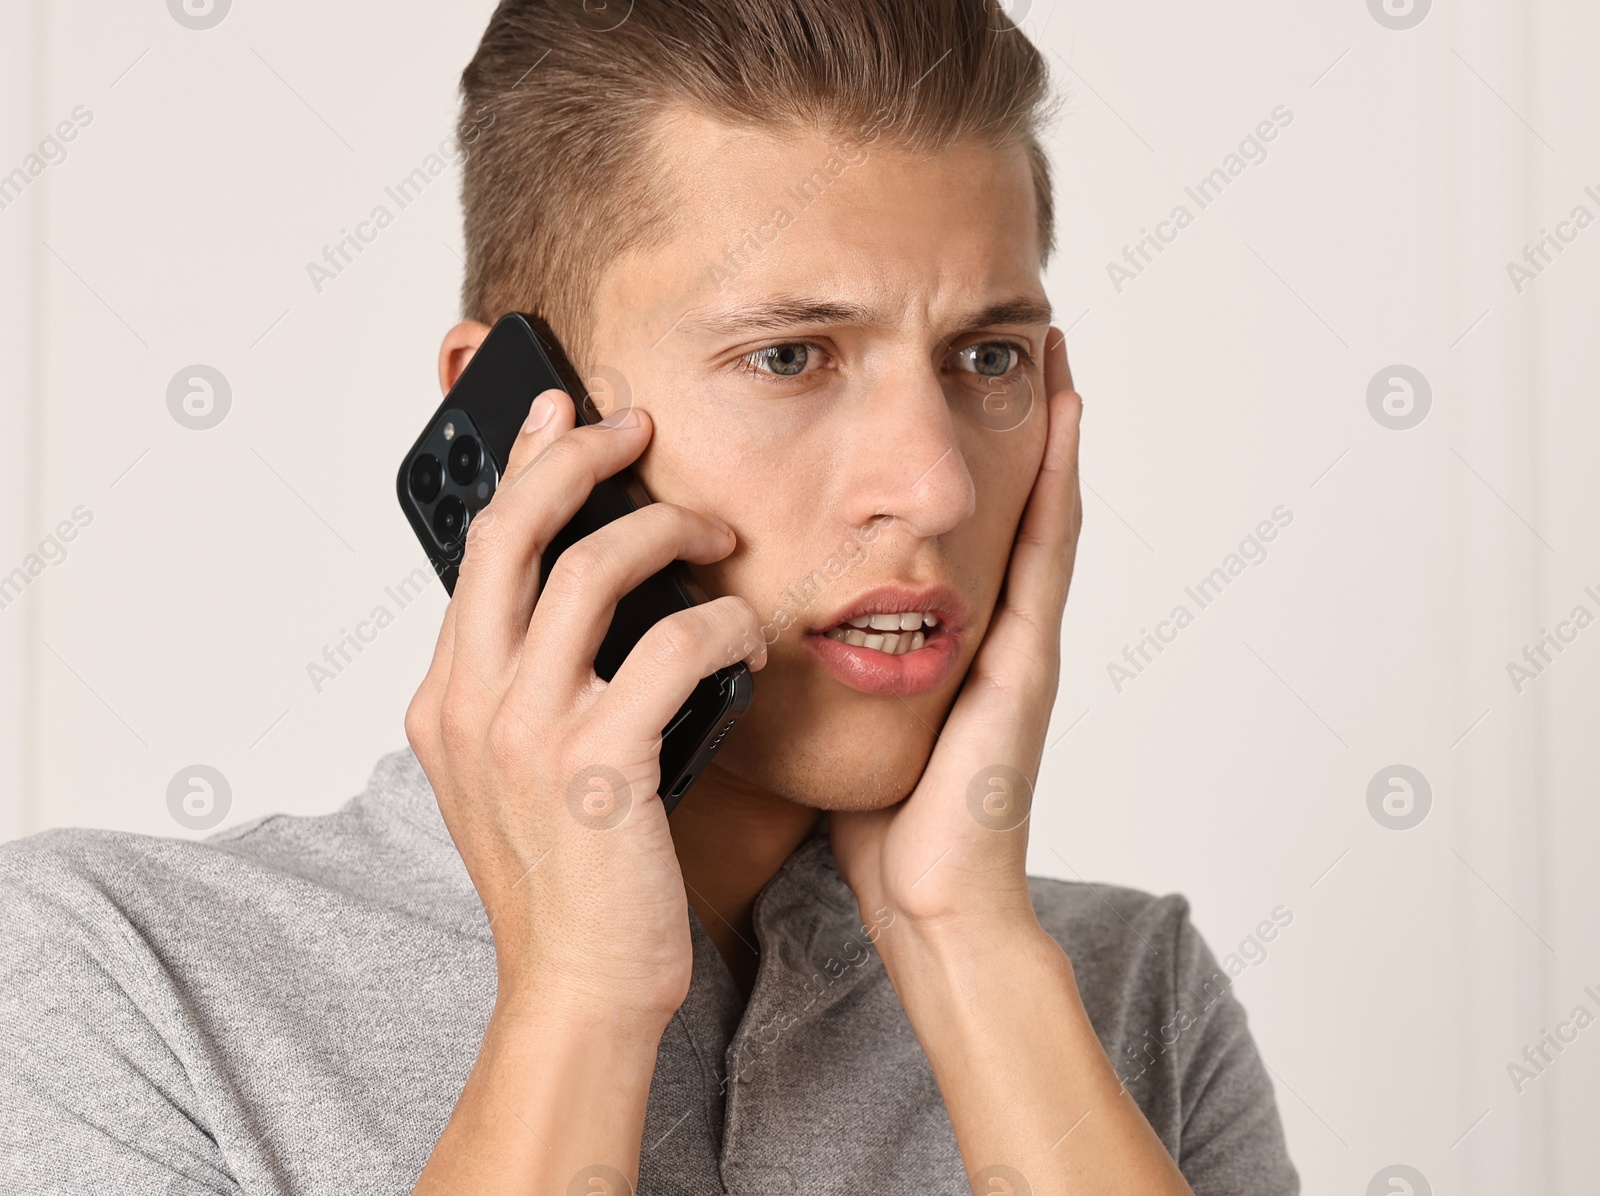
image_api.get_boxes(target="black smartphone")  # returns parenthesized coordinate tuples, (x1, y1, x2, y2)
(396, 311, 754, 813)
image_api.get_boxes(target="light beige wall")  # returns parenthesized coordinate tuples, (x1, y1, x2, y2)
(2, 1, 1596, 1191)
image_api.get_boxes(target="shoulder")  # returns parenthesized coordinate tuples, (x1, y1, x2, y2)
(1027, 874, 1299, 1192)
(0, 747, 478, 962)
(0, 823, 227, 957)
(1025, 873, 1202, 1009)
(1027, 873, 1193, 962)
(0, 751, 488, 1194)
(1024, 873, 1249, 1053)
(1027, 873, 1296, 1018)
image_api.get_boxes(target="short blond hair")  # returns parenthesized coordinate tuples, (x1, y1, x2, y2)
(458, 0, 1059, 364)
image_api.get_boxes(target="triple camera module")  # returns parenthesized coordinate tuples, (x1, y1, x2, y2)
(404, 409, 498, 554)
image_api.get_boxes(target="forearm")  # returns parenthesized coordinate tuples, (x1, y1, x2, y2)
(413, 989, 665, 1195)
(880, 918, 1192, 1196)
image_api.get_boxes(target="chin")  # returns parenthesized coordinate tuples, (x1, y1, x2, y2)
(712, 709, 933, 812)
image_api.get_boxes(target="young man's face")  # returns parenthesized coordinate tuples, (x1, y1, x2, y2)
(582, 108, 1054, 812)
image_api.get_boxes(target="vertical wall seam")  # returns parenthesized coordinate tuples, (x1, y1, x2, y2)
(1528, 0, 1555, 1183)
(22, 0, 50, 836)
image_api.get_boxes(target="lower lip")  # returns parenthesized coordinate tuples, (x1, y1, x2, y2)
(804, 628, 961, 697)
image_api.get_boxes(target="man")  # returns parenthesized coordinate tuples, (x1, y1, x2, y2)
(0, 2, 1298, 1193)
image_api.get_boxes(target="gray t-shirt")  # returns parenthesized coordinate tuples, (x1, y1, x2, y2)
(0, 748, 1297, 1195)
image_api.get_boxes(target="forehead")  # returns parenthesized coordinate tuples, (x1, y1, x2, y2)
(597, 106, 1045, 334)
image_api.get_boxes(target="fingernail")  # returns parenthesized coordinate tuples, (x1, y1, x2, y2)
(599, 405, 639, 429)
(523, 393, 555, 434)
(706, 514, 734, 538)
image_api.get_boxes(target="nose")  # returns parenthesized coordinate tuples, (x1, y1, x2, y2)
(840, 357, 977, 539)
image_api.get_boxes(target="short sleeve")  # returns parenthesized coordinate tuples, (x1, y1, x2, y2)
(1167, 905, 1299, 1196)
(0, 836, 240, 1195)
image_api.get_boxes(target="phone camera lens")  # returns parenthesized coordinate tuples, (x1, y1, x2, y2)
(448, 435, 483, 485)
(433, 495, 468, 544)
(408, 453, 443, 504)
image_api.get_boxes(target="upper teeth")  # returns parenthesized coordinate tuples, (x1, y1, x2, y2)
(850, 611, 938, 631)
(823, 611, 940, 655)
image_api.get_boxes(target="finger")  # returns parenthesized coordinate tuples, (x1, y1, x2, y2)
(458, 388, 575, 662)
(1004, 331, 1083, 628)
(405, 597, 459, 765)
(517, 502, 749, 702)
(1043, 324, 1074, 397)
(504, 387, 577, 480)
(447, 406, 653, 699)
(435, 387, 575, 721)
(591, 595, 768, 748)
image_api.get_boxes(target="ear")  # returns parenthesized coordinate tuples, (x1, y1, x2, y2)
(437, 320, 492, 394)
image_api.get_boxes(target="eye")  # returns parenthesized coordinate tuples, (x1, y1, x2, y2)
(737, 342, 822, 379)
(953, 341, 1028, 378)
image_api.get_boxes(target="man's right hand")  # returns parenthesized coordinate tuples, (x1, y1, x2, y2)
(404, 385, 767, 1028)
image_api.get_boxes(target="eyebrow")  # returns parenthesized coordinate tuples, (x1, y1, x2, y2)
(681, 294, 1054, 339)
(964, 296, 1056, 329)
(685, 298, 872, 337)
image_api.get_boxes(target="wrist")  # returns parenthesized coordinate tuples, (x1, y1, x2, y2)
(876, 902, 1057, 973)
(440, 975, 664, 1192)
(874, 917, 1108, 1134)
(876, 911, 1076, 1022)
(493, 935, 690, 1037)
(494, 978, 677, 1045)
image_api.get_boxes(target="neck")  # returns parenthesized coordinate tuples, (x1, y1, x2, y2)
(668, 761, 822, 1001)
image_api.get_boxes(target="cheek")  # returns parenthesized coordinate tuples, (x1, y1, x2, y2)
(965, 416, 1047, 544)
(629, 418, 807, 621)
(630, 403, 749, 517)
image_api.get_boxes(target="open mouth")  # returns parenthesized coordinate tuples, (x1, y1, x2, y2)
(807, 588, 963, 696)
(820, 611, 942, 655)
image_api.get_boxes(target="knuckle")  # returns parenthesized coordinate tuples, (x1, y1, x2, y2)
(621, 502, 688, 546)
(437, 692, 479, 750)
(460, 507, 506, 559)
(510, 432, 583, 493)
(726, 595, 762, 627)
(484, 708, 526, 759)
(536, 432, 584, 472)
(660, 502, 705, 532)
(641, 502, 689, 537)
(648, 617, 701, 669)
(404, 691, 437, 758)
(548, 540, 608, 593)
(712, 598, 761, 655)
(710, 594, 761, 635)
